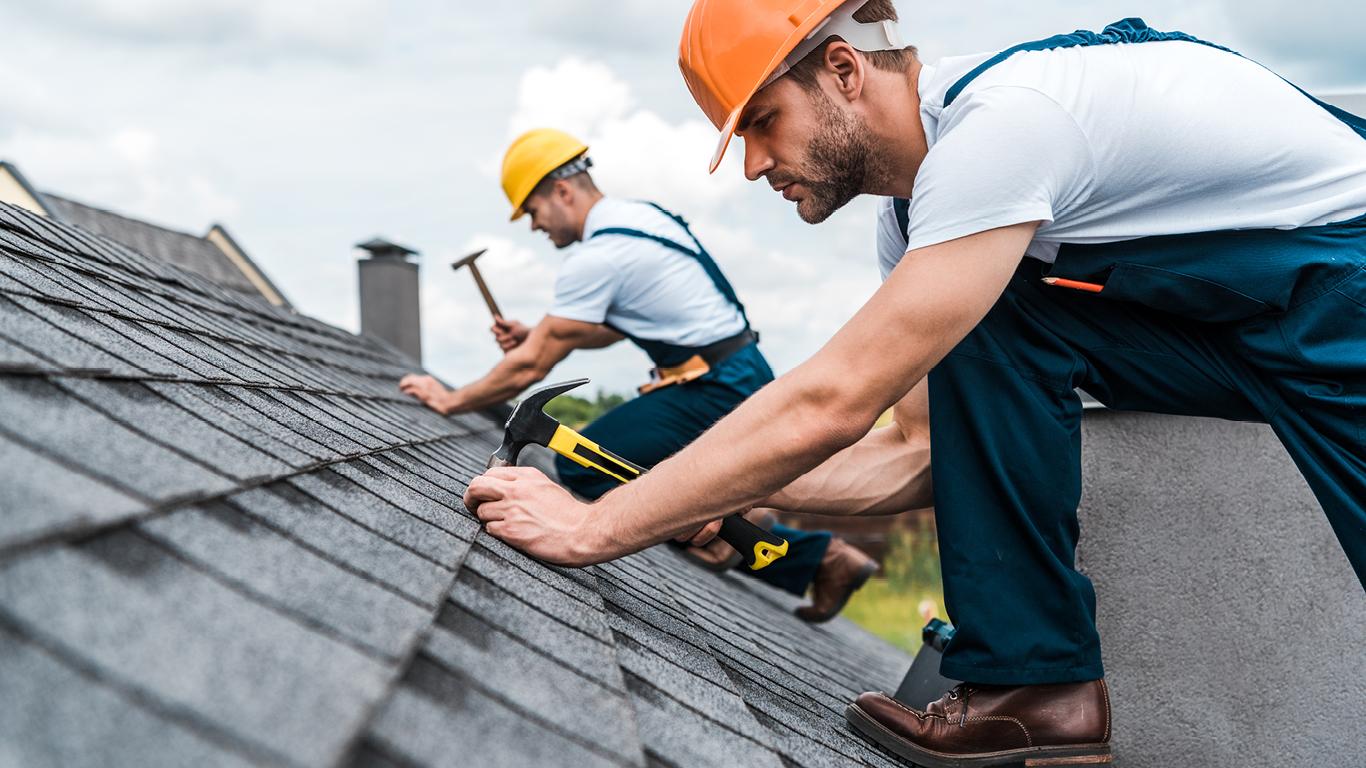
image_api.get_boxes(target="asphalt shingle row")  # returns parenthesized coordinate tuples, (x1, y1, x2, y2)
(596, 548, 911, 768)
(0, 281, 415, 398)
(0, 204, 396, 361)
(0, 199, 915, 767)
(0, 200, 497, 765)
(0, 235, 414, 393)
(0, 368, 487, 555)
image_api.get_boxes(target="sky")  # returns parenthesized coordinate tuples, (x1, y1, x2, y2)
(2, 0, 1364, 394)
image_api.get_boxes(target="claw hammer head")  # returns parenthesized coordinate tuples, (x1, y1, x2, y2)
(450, 248, 487, 271)
(451, 248, 503, 319)
(487, 378, 588, 469)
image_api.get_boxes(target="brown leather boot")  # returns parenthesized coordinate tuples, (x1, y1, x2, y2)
(846, 681, 1112, 767)
(794, 537, 878, 623)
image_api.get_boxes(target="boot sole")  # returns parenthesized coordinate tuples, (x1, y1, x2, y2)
(845, 703, 1112, 767)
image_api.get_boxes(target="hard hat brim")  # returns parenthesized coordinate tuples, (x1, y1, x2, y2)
(502, 130, 590, 221)
(709, 105, 744, 174)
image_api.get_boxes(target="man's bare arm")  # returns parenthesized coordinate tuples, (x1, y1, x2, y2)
(763, 380, 932, 517)
(465, 222, 1038, 565)
(399, 316, 623, 414)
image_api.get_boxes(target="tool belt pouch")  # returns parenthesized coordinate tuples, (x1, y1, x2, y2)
(638, 355, 710, 395)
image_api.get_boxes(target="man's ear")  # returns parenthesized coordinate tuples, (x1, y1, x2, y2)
(823, 41, 865, 103)
(553, 179, 575, 206)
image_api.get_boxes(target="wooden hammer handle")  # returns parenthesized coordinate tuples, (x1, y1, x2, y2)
(467, 263, 503, 319)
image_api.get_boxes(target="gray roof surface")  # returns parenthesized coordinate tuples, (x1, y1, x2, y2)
(40, 192, 288, 306)
(0, 200, 911, 768)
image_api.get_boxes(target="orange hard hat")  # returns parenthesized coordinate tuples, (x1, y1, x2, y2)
(679, 0, 903, 172)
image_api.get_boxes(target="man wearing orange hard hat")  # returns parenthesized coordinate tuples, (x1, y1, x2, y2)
(401, 128, 879, 622)
(464, 1, 1366, 765)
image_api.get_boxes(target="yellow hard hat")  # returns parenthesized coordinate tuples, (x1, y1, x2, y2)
(501, 128, 591, 221)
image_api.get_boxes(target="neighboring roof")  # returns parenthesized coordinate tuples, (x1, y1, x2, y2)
(0, 161, 54, 217)
(0, 200, 911, 767)
(0, 160, 289, 308)
(41, 192, 290, 308)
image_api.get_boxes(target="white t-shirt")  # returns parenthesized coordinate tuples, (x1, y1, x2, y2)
(551, 197, 746, 346)
(879, 38, 1366, 279)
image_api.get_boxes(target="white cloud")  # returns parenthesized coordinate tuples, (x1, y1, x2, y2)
(3, 0, 1361, 398)
(1, 126, 241, 228)
(524, 0, 686, 53)
(464, 55, 881, 393)
(8, 0, 389, 62)
(505, 57, 747, 217)
(508, 58, 634, 139)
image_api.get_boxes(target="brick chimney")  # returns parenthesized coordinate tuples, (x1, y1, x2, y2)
(356, 237, 422, 363)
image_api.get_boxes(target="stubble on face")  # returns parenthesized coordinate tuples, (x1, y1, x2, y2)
(777, 87, 888, 224)
(531, 197, 576, 249)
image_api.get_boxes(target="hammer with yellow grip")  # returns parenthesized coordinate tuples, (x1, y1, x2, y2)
(486, 378, 789, 570)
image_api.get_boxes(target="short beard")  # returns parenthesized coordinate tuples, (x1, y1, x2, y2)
(791, 87, 880, 224)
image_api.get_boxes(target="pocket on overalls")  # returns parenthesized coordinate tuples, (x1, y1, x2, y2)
(1094, 263, 1270, 322)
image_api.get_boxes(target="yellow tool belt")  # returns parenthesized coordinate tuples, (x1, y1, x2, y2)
(638, 354, 710, 395)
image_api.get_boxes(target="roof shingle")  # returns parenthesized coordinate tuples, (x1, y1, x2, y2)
(0, 200, 911, 767)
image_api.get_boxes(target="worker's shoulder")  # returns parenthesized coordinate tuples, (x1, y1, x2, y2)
(945, 36, 1246, 102)
(584, 198, 692, 249)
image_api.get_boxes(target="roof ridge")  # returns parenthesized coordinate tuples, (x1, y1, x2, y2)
(40, 191, 210, 242)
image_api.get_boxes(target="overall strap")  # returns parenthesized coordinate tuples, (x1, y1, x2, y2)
(892, 198, 911, 249)
(591, 202, 751, 327)
(944, 19, 1233, 109)
(943, 18, 1366, 141)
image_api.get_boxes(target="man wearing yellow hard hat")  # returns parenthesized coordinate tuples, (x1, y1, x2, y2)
(463, 0, 1366, 764)
(400, 128, 877, 622)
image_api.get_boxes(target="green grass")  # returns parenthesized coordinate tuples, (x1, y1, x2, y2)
(842, 514, 947, 654)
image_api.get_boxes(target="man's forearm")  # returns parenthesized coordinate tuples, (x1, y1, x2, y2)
(765, 422, 932, 516)
(582, 224, 1034, 559)
(766, 378, 933, 516)
(446, 357, 543, 414)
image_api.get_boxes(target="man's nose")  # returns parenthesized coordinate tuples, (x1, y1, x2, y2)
(744, 139, 775, 182)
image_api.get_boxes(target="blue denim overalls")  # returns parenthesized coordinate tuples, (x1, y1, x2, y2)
(921, 19, 1365, 685)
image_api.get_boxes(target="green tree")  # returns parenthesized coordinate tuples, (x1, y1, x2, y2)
(543, 389, 629, 429)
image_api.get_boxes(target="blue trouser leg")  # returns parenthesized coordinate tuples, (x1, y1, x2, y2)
(758, 524, 831, 596)
(554, 382, 724, 501)
(1238, 267, 1366, 579)
(555, 345, 773, 498)
(554, 348, 836, 594)
(931, 259, 1365, 686)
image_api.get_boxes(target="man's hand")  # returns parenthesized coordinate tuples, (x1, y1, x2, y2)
(675, 519, 723, 547)
(492, 318, 531, 352)
(465, 467, 610, 566)
(399, 374, 454, 415)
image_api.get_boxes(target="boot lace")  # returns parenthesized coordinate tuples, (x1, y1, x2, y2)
(946, 684, 975, 727)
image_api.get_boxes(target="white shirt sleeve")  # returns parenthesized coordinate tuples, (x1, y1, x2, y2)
(905, 86, 1096, 254)
(875, 196, 909, 281)
(549, 244, 623, 324)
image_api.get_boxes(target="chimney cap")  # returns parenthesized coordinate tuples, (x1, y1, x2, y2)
(356, 237, 419, 260)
